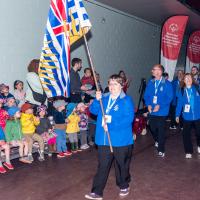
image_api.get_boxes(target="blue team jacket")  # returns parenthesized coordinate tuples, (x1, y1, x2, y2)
(176, 85, 200, 121)
(89, 92, 134, 147)
(144, 77, 173, 116)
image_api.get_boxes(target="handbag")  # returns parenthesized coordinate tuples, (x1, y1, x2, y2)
(27, 81, 47, 104)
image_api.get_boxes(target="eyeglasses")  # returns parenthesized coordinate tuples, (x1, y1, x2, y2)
(108, 83, 120, 87)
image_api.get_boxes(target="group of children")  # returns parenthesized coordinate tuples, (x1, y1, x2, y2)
(0, 80, 95, 174)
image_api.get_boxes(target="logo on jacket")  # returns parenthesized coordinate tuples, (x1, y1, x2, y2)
(114, 105, 119, 111)
(160, 86, 163, 92)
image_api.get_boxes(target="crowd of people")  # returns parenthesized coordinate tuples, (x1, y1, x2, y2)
(144, 64, 200, 159)
(0, 58, 131, 176)
(2, 56, 200, 200)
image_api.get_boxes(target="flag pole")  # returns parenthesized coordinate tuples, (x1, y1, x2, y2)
(82, 30, 113, 153)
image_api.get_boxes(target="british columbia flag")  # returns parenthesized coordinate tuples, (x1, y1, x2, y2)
(39, 0, 92, 97)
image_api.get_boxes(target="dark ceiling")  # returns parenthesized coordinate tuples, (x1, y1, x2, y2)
(95, 0, 200, 34)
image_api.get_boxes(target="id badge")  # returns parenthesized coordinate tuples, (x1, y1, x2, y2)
(102, 115, 112, 126)
(153, 96, 157, 104)
(184, 104, 190, 113)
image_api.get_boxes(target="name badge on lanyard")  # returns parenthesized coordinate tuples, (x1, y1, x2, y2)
(184, 88, 192, 113)
(153, 96, 157, 104)
(102, 96, 116, 126)
(153, 78, 162, 104)
(184, 104, 190, 113)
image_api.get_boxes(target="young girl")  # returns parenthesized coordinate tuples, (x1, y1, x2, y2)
(66, 103, 81, 153)
(176, 73, 200, 159)
(13, 80, 26, 108)
(119, 70, 131, 93)
(77, 102, 89, 150)
(36, 105, 57, 155)
(5, 107, 31, 164)
(0, 127, 14, 173)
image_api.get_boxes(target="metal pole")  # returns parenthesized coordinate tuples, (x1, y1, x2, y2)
(82, 32, 113, 153)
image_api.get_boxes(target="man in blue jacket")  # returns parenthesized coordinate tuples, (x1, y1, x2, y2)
(85, 74, 134, 200)
(144, 64, 173, 157)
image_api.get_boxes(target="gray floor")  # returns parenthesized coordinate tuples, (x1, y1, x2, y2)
(0, 129, 200, 200)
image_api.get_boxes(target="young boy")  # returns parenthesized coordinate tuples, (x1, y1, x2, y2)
(52, 100, 72, 158)
(20, 103, 45, 162)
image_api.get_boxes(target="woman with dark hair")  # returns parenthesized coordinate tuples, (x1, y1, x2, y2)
(85, 74, 134, 200)
(176, 73, 200, 159)
(118, 70, 130, 93)
(25, 59, 46, 108)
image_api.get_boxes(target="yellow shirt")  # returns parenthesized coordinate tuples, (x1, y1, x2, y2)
(66, 113, 80, 134)
(20, 113, 40, 134)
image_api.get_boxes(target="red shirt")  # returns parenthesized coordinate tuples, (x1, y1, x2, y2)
(0, 109, 9, 130)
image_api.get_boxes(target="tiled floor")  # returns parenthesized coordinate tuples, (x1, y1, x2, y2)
(1, 129, 200, 200)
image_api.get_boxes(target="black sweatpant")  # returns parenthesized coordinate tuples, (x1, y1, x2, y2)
(91, 145, 133, 196)
(182, 119, 200, 154)
(149, 115, 166, 153)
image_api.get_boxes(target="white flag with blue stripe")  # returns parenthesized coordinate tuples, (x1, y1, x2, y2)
(39, 0, 92, 98)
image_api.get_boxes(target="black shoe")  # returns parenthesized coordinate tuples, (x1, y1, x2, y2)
(85, 193, 103, 200)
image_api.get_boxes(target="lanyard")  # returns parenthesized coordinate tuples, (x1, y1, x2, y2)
(106, 95, 117, 114)
(185, 88, 192, 103)
(154, 78, 162, 95)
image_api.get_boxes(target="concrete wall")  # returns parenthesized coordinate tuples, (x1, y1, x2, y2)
(0, 0, 187, 104)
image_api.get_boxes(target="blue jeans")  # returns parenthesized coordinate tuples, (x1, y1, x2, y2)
(55, 129, 67, 152)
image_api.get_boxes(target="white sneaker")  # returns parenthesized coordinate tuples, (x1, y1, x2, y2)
(81, 145, 87, 150)
(197, 146, 200, 154)
(154, 142, 158, 148)
(185, 154, 192, 159)
(158, 152, 165, 157)
(84, 144, 90, 149)
(141, 128, 147, 135)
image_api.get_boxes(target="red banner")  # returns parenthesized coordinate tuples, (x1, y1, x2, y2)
(186, 31, 200, 72)
(160, 16, 188, 80)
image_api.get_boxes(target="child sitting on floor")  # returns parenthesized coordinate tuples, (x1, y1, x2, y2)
(20, 103, 45, 162)
(77, 102, 90, 150)
(66, 103, 81, 153)
(52, 100, 72, 158)
(5, 107, 31, 164)
(36, 105, 57, 156)
(0, 127, 14, 174)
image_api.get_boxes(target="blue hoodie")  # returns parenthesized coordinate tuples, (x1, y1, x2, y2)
(176, 85, 200, 121)
(144, 77, 173, 116)
(89, 92, 134, 147)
